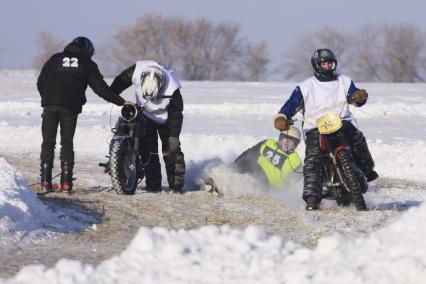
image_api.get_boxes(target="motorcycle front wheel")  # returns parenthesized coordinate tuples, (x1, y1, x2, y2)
(336, 150, 367, 211)
(110, 138, 138, 195)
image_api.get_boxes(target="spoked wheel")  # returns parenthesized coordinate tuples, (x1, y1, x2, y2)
(336, 150, 368, 211)
(334, 186, 352, 207)
(110, 138, 138, 195)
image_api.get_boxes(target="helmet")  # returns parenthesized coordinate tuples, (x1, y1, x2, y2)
(279, 126, 301, 147)
(140, 66, 165, 100)
(70, 36, 95, 57)
(311, 48, 337, 80)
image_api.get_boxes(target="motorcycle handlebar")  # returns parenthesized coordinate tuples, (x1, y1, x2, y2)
(121, 95, 172, 122)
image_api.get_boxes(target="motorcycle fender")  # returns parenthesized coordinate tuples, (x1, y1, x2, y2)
(109, 135, 132, 150)
(319, 135, 327, 152)
(334, 145, 348, 156)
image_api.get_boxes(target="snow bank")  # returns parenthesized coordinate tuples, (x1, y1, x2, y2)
(371, 139, 426, 182)
(1, 100, 426, 120)
(6, 202, 426, 284)
(0, 158, 97, 238)
(0, 157, 59, 235)
(1, 122, 426, 184)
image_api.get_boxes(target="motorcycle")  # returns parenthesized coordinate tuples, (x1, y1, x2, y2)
(290, 102, 368, 211)
(99, 103, 144, 195)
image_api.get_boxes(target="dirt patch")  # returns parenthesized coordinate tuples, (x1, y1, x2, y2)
(1, 154, 426, 279)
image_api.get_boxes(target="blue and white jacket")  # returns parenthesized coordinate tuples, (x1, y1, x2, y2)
(278, 74, 366, 133)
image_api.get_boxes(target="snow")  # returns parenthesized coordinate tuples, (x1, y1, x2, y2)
(0, 157, 99, 242)
(5, 208, 426, 284)
(1, 70, 426, 283)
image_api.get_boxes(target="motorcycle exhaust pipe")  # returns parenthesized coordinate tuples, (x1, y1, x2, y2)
(121, 104, 138, 122)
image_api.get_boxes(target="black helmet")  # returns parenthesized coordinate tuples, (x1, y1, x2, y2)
(68, 36, 95, 57)
(311, 48, 337, 80)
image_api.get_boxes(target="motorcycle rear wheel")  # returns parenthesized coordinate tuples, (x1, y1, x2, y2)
(110, 138, 138, 195)
(336, 150, 368, 211)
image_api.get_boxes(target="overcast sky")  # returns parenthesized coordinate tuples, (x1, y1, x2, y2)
(1, 0, 425, 69)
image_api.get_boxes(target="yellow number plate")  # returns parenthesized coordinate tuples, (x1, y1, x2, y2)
(316, 113, 343, 134)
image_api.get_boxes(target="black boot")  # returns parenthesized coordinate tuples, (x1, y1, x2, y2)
(60, 162, 74, 193)
(40, 162, 53, 193)
(365, 170, 379, 182)
(305, 196, 320, 211)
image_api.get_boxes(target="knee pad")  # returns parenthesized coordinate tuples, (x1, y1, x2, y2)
(166, 151, 185, 189)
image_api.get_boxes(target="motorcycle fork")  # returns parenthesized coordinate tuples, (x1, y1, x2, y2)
(131, 116, 146, 178)
(321, 132, 351, 191)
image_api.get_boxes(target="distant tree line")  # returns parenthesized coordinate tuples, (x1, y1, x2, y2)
(33, 17, 426, 82)
(33, 15, 269, 82)
(283, 23, 426, 82)
(32, 32, 65, 70)
(105, 14, 269, 81)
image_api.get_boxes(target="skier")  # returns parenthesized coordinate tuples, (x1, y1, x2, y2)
(110, 60, 185, 193)
(37, 36, 126, 193)
(202, 126, 303, 193)
(274, 48, 378, 210)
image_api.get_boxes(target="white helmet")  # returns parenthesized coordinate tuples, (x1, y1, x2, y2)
(140, 66, 165, 100)
(279, 126, 301, 147)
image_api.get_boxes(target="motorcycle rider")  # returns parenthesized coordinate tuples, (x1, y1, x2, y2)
(37, 36, 126, 193)
(233, 126, 303, 188)
(274, 48, 378, 210)
(110, 60, 185, 193)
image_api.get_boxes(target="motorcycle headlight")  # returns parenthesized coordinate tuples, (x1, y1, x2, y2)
(121, 104, 138, 122)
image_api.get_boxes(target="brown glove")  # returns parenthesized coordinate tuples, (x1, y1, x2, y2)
(351, 89, 368, 103)
(274, 114, 289, 131)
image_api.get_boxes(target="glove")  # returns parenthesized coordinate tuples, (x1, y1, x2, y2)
(350, 89, 368, 104)
(168, 137, 180, 153)
(274, 114, 289, 131)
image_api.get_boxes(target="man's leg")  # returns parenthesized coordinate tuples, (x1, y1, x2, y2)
(139, 118, 162, 191)
(303, 129, 325, 210)
(158, 125, 185, 193)
(40, 106, 60, 191)
(59, 107, 78, 192)
(343, 122, 378, 182)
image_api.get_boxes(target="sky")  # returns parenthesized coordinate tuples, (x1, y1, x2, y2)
(1, 0, 426, 69)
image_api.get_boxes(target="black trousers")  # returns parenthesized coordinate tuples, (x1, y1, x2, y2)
(139, 116, 185, 190)
(303, 121, 375, 201)
(40, 105, 78, 164)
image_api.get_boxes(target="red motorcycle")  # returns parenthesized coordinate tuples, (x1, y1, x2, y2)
(291, 103, 368, 210)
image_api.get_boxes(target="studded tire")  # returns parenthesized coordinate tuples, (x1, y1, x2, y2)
(336, 150, 368, 211)
(110, 138, 138, 195)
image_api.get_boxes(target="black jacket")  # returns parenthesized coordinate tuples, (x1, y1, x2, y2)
(233, 140, 269, 185)
(37, 42, 125, 114)
(111, 64, 184, 137)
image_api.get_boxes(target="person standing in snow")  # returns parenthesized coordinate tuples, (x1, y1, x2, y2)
(110, 60, 185, 193)
(274, 48, 378, 210)
(37, 36, 127, 193)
